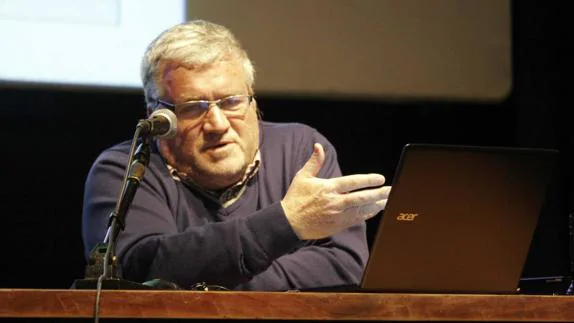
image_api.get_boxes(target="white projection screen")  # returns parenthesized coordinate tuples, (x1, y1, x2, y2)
(0, 0, 185, 89)
(187, 0, 512, 101)
(0, 0, 511, 102)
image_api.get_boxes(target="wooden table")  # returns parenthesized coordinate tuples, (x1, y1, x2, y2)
(1, 289, 573, 321)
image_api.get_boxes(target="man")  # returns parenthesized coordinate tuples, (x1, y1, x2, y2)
(82, 19, 391, 291)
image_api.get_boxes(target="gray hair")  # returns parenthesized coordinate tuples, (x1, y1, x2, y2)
(140, 19, 255, 107)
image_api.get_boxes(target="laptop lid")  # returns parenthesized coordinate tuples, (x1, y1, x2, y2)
(361, 143, 559, 294)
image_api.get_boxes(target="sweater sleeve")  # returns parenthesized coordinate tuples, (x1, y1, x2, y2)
(81, 143, 302, 289)
(234, 223, 368, 291)
(234, 126, 370, 291)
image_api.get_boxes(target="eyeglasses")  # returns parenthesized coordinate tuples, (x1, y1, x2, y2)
(155, 94, 254, 126)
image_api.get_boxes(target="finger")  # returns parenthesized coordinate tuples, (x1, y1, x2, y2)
(361, 200, 387, 219)
(343, 201, 386, 223)
(339, 185, 391, 209)
(331, 173, 386, 193)
(374, 198, 388, 212)
(297, 143, 325, 178)
(332, 200, 387, 234)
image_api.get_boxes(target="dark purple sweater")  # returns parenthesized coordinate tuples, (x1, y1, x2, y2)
(82, 121, 369, 290)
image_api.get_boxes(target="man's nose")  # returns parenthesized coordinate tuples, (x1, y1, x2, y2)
(202, 104, 230, 133)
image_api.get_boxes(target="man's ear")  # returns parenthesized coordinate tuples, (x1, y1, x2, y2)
(146, 105, 153, 117)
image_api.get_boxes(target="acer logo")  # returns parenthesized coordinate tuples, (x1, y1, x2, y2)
(396, 213, 419, 221)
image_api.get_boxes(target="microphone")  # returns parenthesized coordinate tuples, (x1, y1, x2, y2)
(138, 108, 177, 138)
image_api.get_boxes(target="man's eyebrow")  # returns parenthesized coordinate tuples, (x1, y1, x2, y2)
(177, 93, 240, 102)
(175, 95, 205, 103)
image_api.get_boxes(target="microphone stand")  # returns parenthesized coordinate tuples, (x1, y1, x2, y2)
(72, 130, 154, 290)
(567, 212, 574, 295)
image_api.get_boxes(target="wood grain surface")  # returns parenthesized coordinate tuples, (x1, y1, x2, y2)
(0, 289, 573, 321)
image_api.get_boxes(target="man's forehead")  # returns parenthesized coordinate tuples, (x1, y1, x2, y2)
(160, 61, 248, 100)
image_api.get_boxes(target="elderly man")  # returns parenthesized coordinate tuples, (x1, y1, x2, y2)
(82, 19, 390, 291)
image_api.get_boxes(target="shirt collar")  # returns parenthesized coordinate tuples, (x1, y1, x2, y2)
(167, 150, 261, 207)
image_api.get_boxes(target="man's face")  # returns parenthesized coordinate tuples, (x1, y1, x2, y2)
(156, 60, 259, 190)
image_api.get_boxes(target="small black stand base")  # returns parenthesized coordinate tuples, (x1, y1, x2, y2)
(71, 278, 153, 290)
(518, 275, 573, 295)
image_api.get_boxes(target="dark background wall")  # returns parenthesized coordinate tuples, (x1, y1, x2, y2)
(0, 0, 571, 289)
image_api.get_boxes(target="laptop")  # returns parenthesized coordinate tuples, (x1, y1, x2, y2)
(357, 143, 559, 294)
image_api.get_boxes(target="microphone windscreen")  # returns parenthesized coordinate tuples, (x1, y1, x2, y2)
(150, 108, 178, 139)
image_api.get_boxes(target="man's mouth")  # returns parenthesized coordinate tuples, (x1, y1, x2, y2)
(204, 141, 233, 151)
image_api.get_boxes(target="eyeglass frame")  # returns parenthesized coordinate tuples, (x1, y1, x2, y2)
(153, 94, 255, 123)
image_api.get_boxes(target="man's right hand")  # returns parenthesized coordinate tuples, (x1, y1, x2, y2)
(281, 143, 391, 240)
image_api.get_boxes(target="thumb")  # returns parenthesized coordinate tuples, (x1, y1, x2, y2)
(298, 143, 325, 178)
